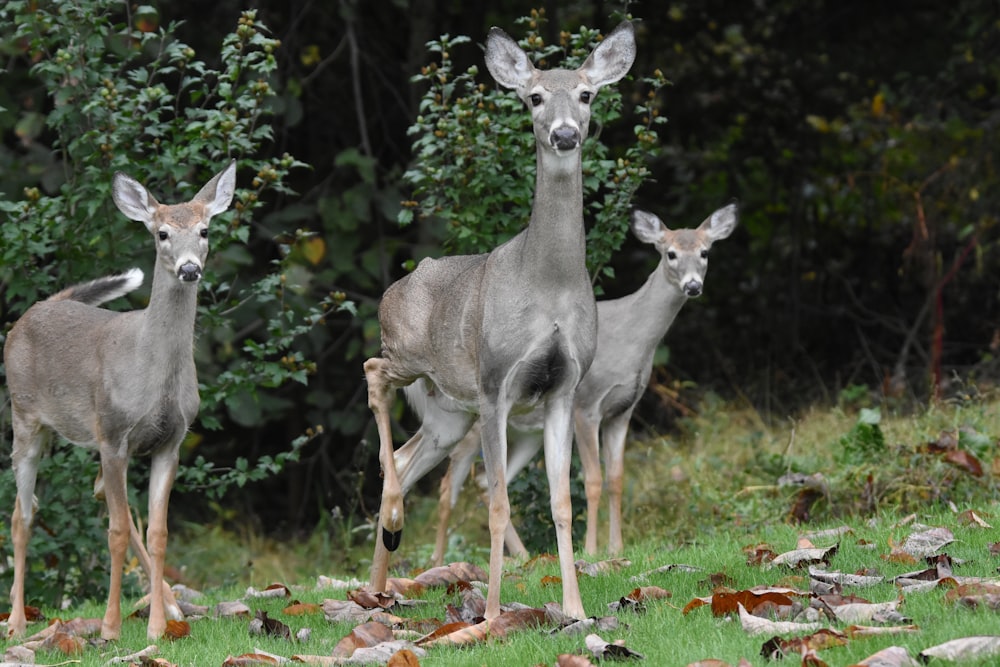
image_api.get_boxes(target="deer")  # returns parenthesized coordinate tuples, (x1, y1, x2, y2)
(363, 22, 636, 621)
(431, 203, 738, 564)
(4, 160, 237, 641)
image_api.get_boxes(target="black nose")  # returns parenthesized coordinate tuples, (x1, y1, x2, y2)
(550, 126, 580, 151)
(178, 262, 202, 282)
(684, 281, 703, 297)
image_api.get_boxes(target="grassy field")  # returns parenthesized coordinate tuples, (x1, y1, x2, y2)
(4, 391, 1000, 666)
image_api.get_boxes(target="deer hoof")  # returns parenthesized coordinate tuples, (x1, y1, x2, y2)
(382, 527, 402, 551)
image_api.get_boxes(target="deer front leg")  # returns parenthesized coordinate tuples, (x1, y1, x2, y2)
(8, 496, 32, 639)
(8, 418, 45, 638)
(144, 449, 179, 639)
(601, 410, 632, 555)
(478, 402, 510, 621)
(545, 395, 585, 620)
(98, 450, 130, 640)
(573, 409, 603, 555)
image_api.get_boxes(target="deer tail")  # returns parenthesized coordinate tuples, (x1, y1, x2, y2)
(47, 268, 144, 306)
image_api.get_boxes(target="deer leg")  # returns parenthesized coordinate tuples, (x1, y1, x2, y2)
(8, 416, 46, 639)
(95, 467, 182, 623)
(601, 410, 632, 555)
(432, 422, 482, 566)
(98, 449, 130, 640)
(364, 358, 404, 557)
(545, 394, 585, 620)
(144, 449, 179, 639)
(500, 431, 541, 559)
(573, 409, 602, 555)
(478, 400, 511, 621)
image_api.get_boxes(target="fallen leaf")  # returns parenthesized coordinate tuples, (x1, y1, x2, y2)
(769, 545, 838, 569)
(849, 645, 920, 666)
(215, 600, 253, 618)
(386, 648, 422, 666)
(332, 620, 394, 658)
(557, 655, 596, 667)
(584, 632, 646, 660)
(347, 589, 398, 610)
(487, 608, 549, 638)
(282, 602, 322, 616)
(575, 558, 632, 576)
(845, 624, 920, 637)
(162, 619, 190, 640)
(956, 509, 992, 528)
(249, 610, 292, 641)
(222, 652, 282, 665)
(712, 589, 796, 617)
(899, 526, 954, 558)
(808, 566, 884, 588)
(412, 562, 487, 587)
(246, 583, 291, 599)
(918, 635, 1000, 661)
(541, 575, 563, 587)
(416, 620, 485, 647)
(321, 599, 381, 623)
(943, 582, 1000, 604)
(629, 562, 702, 582)
(737, 603, 822, 636)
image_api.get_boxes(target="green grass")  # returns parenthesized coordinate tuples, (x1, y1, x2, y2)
(5, 392, 1000, 665)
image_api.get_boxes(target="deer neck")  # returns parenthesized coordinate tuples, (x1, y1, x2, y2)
(627, 263, 689, 345)
(522, 147, 587, 278)
(138, 263, 199, 364)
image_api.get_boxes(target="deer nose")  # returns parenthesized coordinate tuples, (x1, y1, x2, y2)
(550, 126, 580, 151)
(683, 280, 703, 297)
(177, 262, 203, 283)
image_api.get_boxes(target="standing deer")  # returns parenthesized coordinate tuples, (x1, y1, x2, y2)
(5, 160, 236, 640)
(431, 204, 738, 563)
(364, 22, 636, 620)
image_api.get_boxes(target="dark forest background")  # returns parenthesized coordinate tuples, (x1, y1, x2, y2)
(1, 0, 999, 540)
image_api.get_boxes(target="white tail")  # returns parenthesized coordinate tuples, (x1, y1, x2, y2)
(5, 160, 237, 640)
(363, 22, 636, 620)
(431, 204, 738, 562)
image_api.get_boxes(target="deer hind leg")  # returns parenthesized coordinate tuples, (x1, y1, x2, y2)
(500, 431, 541, 559)
(601, 409, 633, 555)
(8, 414, 47, 639)
(573, 408, 603, 555)
(432, 422, 481, 567)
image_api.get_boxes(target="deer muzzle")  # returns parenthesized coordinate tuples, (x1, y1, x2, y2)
(550, 125, 581, 151)
(683, 279, 703, 297)
(177, 262, 203, 283)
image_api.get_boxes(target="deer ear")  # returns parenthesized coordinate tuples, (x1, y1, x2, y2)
(194, 159, 237, 218)
(579, 21, 636, 88)
(485, 27, 536, 90)
(112, 173, 159, 226)
(701, 203, 738, 242)
(631, 209, 665, 245)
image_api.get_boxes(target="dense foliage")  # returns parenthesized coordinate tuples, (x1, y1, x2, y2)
(1, 0, 999, 562)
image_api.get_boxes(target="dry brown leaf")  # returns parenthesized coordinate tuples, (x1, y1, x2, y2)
(58, 616, 104, 637)
(384, 577, 426, 597)
(246, 583, 292, 599)
(919, 635, 1000, 661)
(282, 602, 323, 616)
(215, 600, 253, 618)
(412, 562, 487, 587)
(737, 603, 822, 636)
(769, 545, 838, 569)
(745, 545, 778, 566)
(899, 526, 954, 558)
(575, 558, 631, 577)
(321, 599, 379, 623)
(849, 645, 920, 666)
(541, 575, 562, 587)
(584, 633, 645, 660)
(222, 652, 282, 665)
(332, 620, 395, 658)
(0, 605, 45, 623)
(682, 596, 713, 614)
(712, 589, 796, 617)
(925, 432, 984, 477)
(845, 624, 920, 637)
(347, 588, 398, 610)
(249, 609, 291, 641)
(140, 658, 178, 666)
(417, 620, 487, 647)
(943, 582, 1000, 603)
(524, 553, 560, 569)
(956, 509, 993, 528)
(386, 648, 422, 666)
(808, 566, 884, 588)
(487, 608, 548, 638)
(761, 628, 847, 658)
(107, 645, 160, 665)
(556, 655, 597, 667)
(162, 619, 190, 641)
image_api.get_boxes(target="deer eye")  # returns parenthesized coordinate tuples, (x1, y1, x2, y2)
(579, 91, 592, 104)
(666, 250, 677, 261)
(158, 230, 169, 241)
(200, 228, 209, 239)
(700, 249, 709, 259)
(529, 93, 542, 107)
